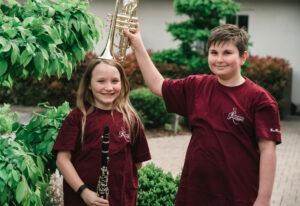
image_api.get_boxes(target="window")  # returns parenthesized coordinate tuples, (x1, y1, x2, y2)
(226, 15, 249, 31)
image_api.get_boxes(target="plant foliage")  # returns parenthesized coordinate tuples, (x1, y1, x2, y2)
(15, 102, 71, 177)
(151, 0, 239, 73)
(0, 102, 70, 205)
(0, 137, 47, 205)
(0, 0, 102, 87)
(130, 88, 174, 128)
(244, 56, 292, 118)
(137, 163, 180, 206)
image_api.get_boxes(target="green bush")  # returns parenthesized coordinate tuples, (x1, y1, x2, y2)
(138, 163, 180, 206)
(0, 51, 97, 107)
(0, 137, 47, 205)
(244, 56, 292, 118)
(130, 88, 174, 128)
(0, 102, 70, 205)
(0, 0, 101, 87)
(15, 102, 71, 178)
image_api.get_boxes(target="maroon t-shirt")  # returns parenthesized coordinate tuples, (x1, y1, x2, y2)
(162, 75, 281, 206)
(53, 108, 151, 206)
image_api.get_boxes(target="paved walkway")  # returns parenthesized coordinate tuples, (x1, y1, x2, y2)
(6, 106, 300, 206)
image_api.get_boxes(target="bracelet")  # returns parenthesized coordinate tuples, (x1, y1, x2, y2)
(77, 184, 88, 197)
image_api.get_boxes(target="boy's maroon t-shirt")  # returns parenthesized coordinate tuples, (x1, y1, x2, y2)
(52, 108, 151, 206)
(162, 75, 281, 206)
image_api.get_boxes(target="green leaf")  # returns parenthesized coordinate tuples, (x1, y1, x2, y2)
(0, 169, 8, 183)
(0, 37, 11, 53)
(11, 43, 20, 65)
(80, 21, 88, 35)
(16, 181, 26, 203)
(34, 52, 45, 71)
(12, 170, 20, 182)
(47, 59, 57, 76)
(36, 156, 44, 173)
(0, 60, 8, 76)
(20, 50, 32, 66)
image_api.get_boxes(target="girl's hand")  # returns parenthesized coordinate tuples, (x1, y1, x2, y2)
(124, 23, 144, 52)
(81, 188, 109, 206)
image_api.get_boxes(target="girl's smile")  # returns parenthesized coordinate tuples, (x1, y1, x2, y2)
(89, 62, 121, 110)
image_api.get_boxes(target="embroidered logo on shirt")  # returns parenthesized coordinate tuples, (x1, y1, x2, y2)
(270, 128, 281, 133)
(118, 127, 130, 141)
(227, 107, 245, 125)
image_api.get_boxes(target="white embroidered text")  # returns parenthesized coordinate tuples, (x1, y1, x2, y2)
(227, 107, 245, 125)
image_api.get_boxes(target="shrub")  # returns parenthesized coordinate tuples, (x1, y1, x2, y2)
(0, 137, 47, 205)
(0, 102, 70, 205)
(0, 51, 97, 107)
(244, 56, 292, 117)
(137, 163, 180, 206)
(130, 88, 174, 128)
(15, 102, 71, 179)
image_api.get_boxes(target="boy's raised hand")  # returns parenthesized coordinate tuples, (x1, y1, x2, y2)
(124, 23, 144, 52)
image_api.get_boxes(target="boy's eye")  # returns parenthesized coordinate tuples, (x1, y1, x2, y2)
(224, 50, 232, 55)
(209, 51, 217, 55)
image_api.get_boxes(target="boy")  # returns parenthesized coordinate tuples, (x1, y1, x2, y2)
(125, 24, 281, 206)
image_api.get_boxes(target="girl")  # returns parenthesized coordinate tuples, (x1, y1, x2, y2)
(53, 59, 151, 206)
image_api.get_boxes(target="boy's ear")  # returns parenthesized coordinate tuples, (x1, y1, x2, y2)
(240, 51, 248, 65)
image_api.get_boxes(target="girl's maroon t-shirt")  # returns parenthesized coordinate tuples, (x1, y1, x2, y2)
(52, 108, 151, 206)
(162, 75, 281, 206)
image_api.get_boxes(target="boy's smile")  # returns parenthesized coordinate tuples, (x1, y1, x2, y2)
(208, 41, 248, 86)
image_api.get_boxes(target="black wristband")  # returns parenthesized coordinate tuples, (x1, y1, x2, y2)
(77, 184, 88, 197)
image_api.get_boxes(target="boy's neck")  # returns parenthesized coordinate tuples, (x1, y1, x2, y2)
(217, 75, 245, 87)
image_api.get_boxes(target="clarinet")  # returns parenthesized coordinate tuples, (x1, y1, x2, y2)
(97, 125, 110, 199)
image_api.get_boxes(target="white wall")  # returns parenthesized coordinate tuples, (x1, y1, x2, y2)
(89, 0, 300, 105)
(237, 0, 300, 105)
(89, 0, 186, 54)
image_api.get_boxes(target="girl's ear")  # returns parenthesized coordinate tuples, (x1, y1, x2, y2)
(240, 51, 248, 66)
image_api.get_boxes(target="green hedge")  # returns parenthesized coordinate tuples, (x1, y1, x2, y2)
(129, 88, 174, 128)
(138, 163, 180, 206)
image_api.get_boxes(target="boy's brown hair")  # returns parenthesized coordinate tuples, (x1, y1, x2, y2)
(207, 24, 249, 56)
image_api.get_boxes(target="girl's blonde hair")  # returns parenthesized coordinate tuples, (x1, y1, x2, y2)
(77, 58, 142, 144)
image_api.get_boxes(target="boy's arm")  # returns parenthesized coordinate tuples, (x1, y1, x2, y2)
(254, 138, 276, 206)
(125, 26, 164, 97)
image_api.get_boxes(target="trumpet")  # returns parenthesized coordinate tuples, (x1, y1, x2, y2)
(99, 0, 139, 62)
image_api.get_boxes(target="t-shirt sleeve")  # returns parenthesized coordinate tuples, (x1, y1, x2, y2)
(52, 109, 82, 151)
(254, 93, 281, 144)
(162, 78, 188, 116)
(131, 121, 151, 163)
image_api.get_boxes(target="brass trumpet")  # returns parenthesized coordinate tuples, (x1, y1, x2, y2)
(99, 0, 139, 62)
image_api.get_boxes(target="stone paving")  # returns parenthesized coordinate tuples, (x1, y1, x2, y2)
(7, 106, 300, 206)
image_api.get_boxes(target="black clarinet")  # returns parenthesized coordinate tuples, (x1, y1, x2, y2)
(97, 125, 110, 199)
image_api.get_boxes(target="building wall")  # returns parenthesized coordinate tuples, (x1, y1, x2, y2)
(89, 0, 186, 54)
(89, 0, 300, 106)
(237, 0, 300, 106)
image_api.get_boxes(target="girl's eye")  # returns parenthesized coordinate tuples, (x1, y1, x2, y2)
(112, 79, 120, 83)
(97, 80, 105, 83)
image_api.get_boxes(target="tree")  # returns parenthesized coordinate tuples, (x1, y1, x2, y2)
(151, 0, 240, 75)
(0, 0, 102, 87)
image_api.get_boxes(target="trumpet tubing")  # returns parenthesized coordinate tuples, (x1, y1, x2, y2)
(99, 0, 139, 62)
